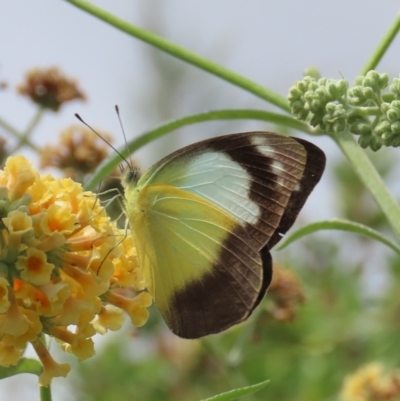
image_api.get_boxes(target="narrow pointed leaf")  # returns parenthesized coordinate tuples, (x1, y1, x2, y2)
(200, 379, 269, 401)
(276, 218, 400, 254)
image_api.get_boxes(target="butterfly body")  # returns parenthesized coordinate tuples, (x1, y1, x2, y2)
(123, 132, 325, 339)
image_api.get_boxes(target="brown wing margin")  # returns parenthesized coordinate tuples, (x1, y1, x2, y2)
(267, 137, 326, 249)
(169, 224, 271, 339)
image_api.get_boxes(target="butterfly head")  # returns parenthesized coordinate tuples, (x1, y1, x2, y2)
(122, 165, 141, 189)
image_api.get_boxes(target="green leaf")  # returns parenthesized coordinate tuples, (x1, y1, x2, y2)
(276, 218, 400, 254)
(199, 380, 269, 401)
(0, 358, 42, 380)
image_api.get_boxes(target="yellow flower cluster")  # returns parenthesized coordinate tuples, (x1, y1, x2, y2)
(0, 156, 152, 386)
(341, 363, 400, 401)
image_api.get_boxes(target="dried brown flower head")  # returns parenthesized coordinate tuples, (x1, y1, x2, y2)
(40, 125, 112, 180)
(341, 363, 400, 401)
(267, 266, 306, 321)
(17, 67, 85, 111)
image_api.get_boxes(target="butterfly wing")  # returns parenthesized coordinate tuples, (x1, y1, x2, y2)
(124, 132, 325, 338)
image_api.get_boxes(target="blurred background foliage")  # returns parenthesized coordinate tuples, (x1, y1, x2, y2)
(2, 2, 400, 401)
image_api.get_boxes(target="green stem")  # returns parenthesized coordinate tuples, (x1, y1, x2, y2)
(360, 13, 400, 75)
(40, 384, 52, 401)
(10, 108, 45, 153)
(84, 108, 311, 191)
(342, 15, 400, 239)
(351, 107, 380, 117)
(64, 0, 290, 112)
(0, 117, 38, 151)
(333, 131, 400, 239)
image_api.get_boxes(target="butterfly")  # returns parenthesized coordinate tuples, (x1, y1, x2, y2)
(122, 131, 325, 339)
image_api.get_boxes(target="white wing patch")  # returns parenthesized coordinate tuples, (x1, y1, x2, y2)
(250, 136, 296, 189)
(173, 152, 261, 226)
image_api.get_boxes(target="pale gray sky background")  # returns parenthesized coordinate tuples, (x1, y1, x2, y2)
(1, 1, 400, 400)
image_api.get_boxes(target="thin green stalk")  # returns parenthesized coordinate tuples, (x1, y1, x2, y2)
(333, 131, 400, 239)
(40, 384, 52, 401)
(360, 13, 400, 75)
(84, 108, 311, 191)
(11, 108, 45, 153)
(64, 0, 290, 112)
(0, 117, 38, 151)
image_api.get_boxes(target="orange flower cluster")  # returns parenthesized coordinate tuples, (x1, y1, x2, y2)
(0, 156, 152, 386)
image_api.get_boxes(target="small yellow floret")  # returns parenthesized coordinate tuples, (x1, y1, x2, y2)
(32, 338, 71, 387)
(16, 248, 55, 286)
(0, 155, 36, 201)
(92, 304, 125, 334)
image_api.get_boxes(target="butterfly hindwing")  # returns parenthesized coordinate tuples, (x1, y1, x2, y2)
(124, 132, 325, 338)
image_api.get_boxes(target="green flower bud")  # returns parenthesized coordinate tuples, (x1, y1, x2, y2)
(311, 99, 323, 112)
(304, 91, 324, 112)
(362, 87, 375, 100)
(348, 86, 366, 106)
(375, 119, 390, 136)
(392, 100, 400, 111)
(355, 76, 364, 86)
(369, 135, 383, 151)
(381, 131, 400, 147)
(296, 81, 307, 93)
(310, 114, 323, 128)
(309, 80, 319, 92)
(334, 104, 346, 118)
(387, 135, 400, 147)
(303, 67, 321, 80)
(324, 102, 346, 119)
(288, 86, 303, 100)
(327, 79, 347, 99)
(377, 73, 389, 89)
(350, 122, 371, 136)
(291, 100, 308, 120)
(364, 70, 381, 88)
(332, 119, 346, 133)
(390, 121, 400, 133)
(386, 108, 400, 123)
(380, 102, 391, 114)
(358, 134, 372, 149)
(316, 86, 327, 97)
(390, 77, 400, 98)
(325, 102, 336, 114)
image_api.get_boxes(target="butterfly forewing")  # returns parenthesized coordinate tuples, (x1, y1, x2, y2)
(124, 132, 325, 338)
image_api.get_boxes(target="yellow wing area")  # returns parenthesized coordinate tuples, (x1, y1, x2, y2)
(125, 183, 264, 338)
(123, 132, 326, 337)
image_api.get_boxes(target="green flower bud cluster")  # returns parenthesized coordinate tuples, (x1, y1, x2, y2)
(289, 77, 347, 134)
(288, 70, 400, 151)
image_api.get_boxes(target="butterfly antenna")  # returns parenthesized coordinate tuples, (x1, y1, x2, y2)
(74, 113, 132, 170)
(114, 105, 134, 171)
